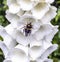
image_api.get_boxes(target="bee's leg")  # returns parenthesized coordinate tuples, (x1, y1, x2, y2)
(25, 29, 28, 36)
(25, 33, 28, 36)
(23, 29, 25, 35)
(28, 30, 31, 36)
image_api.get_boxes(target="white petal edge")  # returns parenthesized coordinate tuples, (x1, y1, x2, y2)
(0, 41, 8, 58)
(45, 26, 58, 42)
(0, 25, 17, 49)
(40, 6, 57, 24)
(40, 44, 58, 59)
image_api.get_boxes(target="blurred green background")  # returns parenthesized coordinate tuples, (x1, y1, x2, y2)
(0, 0, 60, 62)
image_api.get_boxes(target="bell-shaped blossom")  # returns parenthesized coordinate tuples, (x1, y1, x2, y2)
(29, 39, 52, 60)
(0, 25, 17, 49)
(5, 10, 25, 23)
(44, 25, 58, 42)
(30, 43, 58, 60)
(5, 13, 41, 35)
(40, 44, 58, 59)
(40, 6, 57, 24)
(3, 44, 29, 62)
(31, 3, 50, 19)
(7, 0, 21, 14)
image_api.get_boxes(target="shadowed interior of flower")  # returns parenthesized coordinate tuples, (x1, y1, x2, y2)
(30, 45, 45, 60)
(16, 15, 40, 36)
(31, 46, 41, 51)
(30, 60, 36, 62)
(7, 46, 29, 62)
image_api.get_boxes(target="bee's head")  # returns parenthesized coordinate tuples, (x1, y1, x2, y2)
(27, 22, 32, 26)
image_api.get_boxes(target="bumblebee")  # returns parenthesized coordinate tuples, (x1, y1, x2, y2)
(23, 22, 32, 36)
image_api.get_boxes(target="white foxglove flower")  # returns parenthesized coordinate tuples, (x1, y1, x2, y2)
(9, 3, 20, 14)
(40, 6, 57, 24)
(0, 25, 17, 49)
(40, 44, 58, 59)
(29, 40, 52, 60)
(30, 44, 58, 61)
(44, 25, 58, 42)
(5, 13, 41, 34)
(6, 10, 25, 23)
(31, 3, 50, 19)
(4, 44, 29, 62)
(7, 0, 24, 14)
(34, 24, 53, 40)
(7, 0, 21, 14)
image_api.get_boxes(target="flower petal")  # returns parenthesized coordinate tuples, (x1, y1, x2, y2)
(40, 44, 58, 59)
(44, 59, 53, 62)
(42, 40, 52, 50)
(17, 0, 36, 11)
(34, 24, 53, 40)
(0, 26, 17, 49)
(0, 41, 8, 58)
(16, 31, 30, 46)
(7, 44, 29, 62)
(7, 0, 17, 6)
(30, 40, 43, 48)
(45, 0, 54, 3)
(3, 59, 12, 62)
(45, 26, 58, 42)
(15, 44, 28, 55)
(31, 3, 50, 19)
(17, 10, 25, 17)
(31, 21, 42, 34)
(5, 10, 16, 21)
(5, 24, 18, 39)
(29, 43, 45, 60)
(40, 6, 57, 24)
(9, 3, 20, 14)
